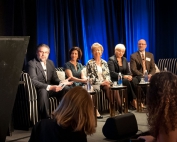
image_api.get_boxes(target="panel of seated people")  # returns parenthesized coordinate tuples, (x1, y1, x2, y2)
(56, 67, 110, 113)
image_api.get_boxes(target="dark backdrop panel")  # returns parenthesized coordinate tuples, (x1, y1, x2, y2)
(155, 0, 177, 62)
(0, 0, 37, 71)
(0, 36, 29, 142)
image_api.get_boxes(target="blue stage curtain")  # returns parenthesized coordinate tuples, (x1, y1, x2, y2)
(36, 0, 155, 66)
(2, 0, 177, 66)
(124, 0, 155, 61)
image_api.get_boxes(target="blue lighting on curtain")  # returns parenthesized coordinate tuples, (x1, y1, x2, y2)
(36, 0, 57, 65)
(36, 0, 155, 66)
(80, 0, 109, 65)
(124, 0, 155, 61)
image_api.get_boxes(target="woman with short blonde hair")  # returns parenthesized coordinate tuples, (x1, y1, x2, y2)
(108, 43, 137, 110)
(87, 42, 112, 118)
(91, 42, 104, 53)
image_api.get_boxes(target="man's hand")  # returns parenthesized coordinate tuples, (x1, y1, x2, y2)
(49, 85, 63, 92)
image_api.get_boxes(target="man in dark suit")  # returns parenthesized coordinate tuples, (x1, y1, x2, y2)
(130, 39, 156, 82)
(28, 44, 72, 119)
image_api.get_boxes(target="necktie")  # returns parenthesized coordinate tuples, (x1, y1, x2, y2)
(43, 62, 47, 80)
(141, 54, 146, 74)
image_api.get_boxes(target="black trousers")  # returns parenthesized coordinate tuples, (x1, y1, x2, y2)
(133, 76, 147, 101)
(122, 78, 137, 103)
(37, 85, 70, 119)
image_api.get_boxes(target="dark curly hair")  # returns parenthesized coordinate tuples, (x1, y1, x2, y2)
(147, 71, 177, 138)
(69, 47, 82, 61)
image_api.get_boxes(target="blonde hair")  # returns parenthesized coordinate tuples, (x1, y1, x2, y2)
(52, 86, 96, 135)
(91, 42, 104, 53)
(115, 44, 126, 50)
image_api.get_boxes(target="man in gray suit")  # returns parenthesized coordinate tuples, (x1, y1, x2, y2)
(130, 39, 156, 82)
(28, 44, 72, 119)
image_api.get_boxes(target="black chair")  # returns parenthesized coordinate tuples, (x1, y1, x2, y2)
(157, 58, 177, 74)
(13, 72, 58, 130)
(13, 72, 38, 130)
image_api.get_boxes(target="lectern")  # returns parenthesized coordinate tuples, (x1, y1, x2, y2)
(0, 36, 29, 142)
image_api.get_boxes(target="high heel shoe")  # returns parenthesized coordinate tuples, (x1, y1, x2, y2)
(131, 99, 137, 109)
(97, 115, 103, 119)
(141, 103, 147, 109)
(128, 103, 136, 110)
(117, 105, 122, 114)
(96, 109, 103, 119)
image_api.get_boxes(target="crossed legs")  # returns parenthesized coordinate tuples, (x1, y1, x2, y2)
(101, 85, 122, 113)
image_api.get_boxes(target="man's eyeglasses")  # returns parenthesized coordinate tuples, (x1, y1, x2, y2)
(38, 51, 49, 54)
(138, 44, 146, 45)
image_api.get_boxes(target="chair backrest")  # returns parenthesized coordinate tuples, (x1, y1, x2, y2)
(157, 58, 177, 74)
(21, 72, 39, 125)
(56, 67, 66, 81)
(13, 72, 39, 130)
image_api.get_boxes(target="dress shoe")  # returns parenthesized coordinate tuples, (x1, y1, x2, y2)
(141, 103, 147, 109)
(117, 107, 122, 114)
(97, 115, 103, 119)
(128, 104, 136, 110)
(131, 99, 137, 109)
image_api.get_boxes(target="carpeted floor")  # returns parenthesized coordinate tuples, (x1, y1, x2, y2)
(6, 110, 149, 142)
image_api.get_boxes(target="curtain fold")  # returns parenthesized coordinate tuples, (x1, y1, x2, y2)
(36, 0, 156, 66)
(4, 0, 177, 67)
(124, 0, 155, 61)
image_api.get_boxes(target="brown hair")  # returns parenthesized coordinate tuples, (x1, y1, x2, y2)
(147, 72, 177, 137)
(52, 86, 96, 135)
(69, 47, 82, 60)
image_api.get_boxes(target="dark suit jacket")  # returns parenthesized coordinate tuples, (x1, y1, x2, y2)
(108, 55, 131, 81)
(28, 58, 60, 89)
(130, 51, 156, 77)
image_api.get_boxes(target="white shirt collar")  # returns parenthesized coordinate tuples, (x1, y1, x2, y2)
(139, 51, 145, 56)
(40, 61, 46, 70)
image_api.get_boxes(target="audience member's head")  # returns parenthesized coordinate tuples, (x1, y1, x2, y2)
(91, 42, 104, 59)
(69, 47, 82, 61)
(138, 39, 147, 52)
(52, 86, 96, 135)
(114, 44, 126, 58)
(36, 44, 50, 62)
(147, 72, 177, 137)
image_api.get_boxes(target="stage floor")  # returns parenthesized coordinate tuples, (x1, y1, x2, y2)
(6, 110, 149, 142)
